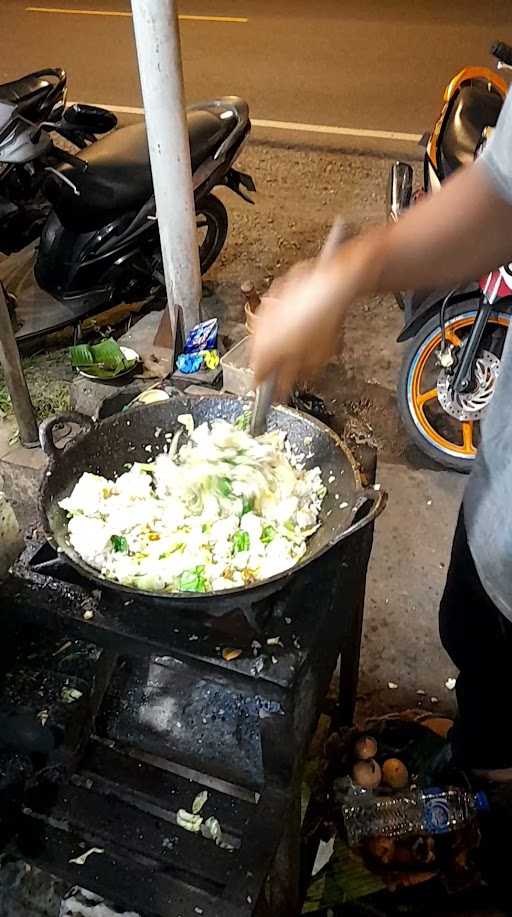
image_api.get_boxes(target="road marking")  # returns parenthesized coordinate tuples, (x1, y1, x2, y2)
(79, 102, 421, 143)
(252, 118, 422, 143)
(26, 6, 248, 22)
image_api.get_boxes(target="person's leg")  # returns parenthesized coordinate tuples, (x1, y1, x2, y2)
(439, 507, 512, 770)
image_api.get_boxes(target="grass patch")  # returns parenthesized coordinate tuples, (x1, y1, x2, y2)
(0, 349, 71, 427)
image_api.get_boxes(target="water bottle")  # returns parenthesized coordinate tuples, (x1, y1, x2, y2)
(340, 785, 489, 846)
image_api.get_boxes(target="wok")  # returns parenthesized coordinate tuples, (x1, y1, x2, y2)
(39, 396, 387, 612)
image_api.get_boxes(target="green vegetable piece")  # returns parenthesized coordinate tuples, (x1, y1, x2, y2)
(111, 535, 128, 553)
(217, 477, 232, 497)
(179, 566, 208, 593)
(232, 530, 250, 553)
(261, 525, 276, 544)
(234, 411, 252, 431)
(159, 543, 185, 559)
(241, 496, 254, 515)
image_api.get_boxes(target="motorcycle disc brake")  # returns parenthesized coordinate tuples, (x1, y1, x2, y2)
(437, 349, 501, 421)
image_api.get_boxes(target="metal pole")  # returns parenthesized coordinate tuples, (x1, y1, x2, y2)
(131, 0, 201, 352)
(0, 286, 38, 448)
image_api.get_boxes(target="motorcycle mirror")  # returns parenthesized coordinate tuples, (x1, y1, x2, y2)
(63, 103, 117, 135)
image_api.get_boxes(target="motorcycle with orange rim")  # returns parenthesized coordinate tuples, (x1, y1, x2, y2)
(388, 40, 512, 472)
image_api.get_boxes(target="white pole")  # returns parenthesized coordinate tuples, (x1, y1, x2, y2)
(131, 0, 201, 349)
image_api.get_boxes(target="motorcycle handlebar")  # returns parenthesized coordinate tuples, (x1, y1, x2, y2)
(491, 40, 512, 67)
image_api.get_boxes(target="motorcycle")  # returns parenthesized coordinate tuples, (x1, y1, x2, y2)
(0, 68, 117, 256)
(32, 96, 255, 332)
(387, 40, 512, 472)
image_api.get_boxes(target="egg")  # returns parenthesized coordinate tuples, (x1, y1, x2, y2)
(352, 759, 382, 790)
(382, 758, 409, 789)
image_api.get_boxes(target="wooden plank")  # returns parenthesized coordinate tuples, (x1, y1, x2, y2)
(80, 740, 255, 836)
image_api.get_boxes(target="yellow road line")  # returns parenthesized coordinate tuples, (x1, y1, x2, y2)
(26, 6, 248, 22)
(179, 13, 247, 21)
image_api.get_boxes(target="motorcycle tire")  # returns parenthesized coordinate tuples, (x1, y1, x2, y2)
(197, 194, 228, 274)
(397, 300, 512, 473)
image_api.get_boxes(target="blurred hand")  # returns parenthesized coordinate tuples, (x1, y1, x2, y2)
(251, 237, 375, 397)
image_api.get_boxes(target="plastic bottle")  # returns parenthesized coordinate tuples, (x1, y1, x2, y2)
(341, 785, 489, 846)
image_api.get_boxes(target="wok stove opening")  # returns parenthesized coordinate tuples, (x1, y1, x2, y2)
(1, 520, 374, 917)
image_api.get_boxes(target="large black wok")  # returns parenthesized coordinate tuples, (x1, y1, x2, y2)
(39, 396, 386, 612)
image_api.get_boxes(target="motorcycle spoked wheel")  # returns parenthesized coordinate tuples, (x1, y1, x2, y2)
(196, 193, 228, 274)
(397, 302, 511, 473)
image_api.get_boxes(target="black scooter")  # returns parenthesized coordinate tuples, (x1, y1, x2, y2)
(0, 68, 117, 256)
(33, 97, 255, 327)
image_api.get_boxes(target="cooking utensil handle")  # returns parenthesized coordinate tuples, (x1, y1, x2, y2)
(336, 486, 387, 542)
(39, 412, 95, 462)
(250, 372, 277, 436)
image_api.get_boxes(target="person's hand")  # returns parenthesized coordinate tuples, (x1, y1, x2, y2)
(251, 236, 376, 397)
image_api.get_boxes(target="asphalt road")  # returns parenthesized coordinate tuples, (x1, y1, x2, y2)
(1, 0, 511, 147)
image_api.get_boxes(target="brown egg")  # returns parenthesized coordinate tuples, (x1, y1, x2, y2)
(352, 758, 382, 789)
(353, 735, 378, 761)
(382, 758, 409, 789)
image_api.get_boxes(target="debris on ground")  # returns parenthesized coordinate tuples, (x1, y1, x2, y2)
(68, 847, 104, 866)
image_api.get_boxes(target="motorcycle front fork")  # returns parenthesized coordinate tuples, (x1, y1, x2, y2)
(438, 295, 492, 394)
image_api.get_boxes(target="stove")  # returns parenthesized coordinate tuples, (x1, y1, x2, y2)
(1, 487, 375, 917)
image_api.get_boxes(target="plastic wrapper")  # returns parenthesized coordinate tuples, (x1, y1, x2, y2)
(183, 318, 218, 353)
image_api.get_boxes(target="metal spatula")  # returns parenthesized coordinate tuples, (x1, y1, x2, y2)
(250, 217, 347, 437)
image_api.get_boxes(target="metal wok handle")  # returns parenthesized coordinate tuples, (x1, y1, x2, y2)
(334, 486, 387, 544)
(39, 412, 94, 463)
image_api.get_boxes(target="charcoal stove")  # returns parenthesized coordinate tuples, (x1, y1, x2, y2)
(1, 451, 376, 917)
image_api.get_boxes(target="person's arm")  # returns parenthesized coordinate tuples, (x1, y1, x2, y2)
(374, 164, 512, 291)
(252, 126, 512, 393)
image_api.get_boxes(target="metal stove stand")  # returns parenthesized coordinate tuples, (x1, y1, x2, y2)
(1, 453, 376, 917)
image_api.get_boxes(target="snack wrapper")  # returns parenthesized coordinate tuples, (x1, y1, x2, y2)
(183, 318, 218, 354)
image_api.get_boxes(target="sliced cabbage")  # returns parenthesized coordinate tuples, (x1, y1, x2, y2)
(60, 418, 326, 593)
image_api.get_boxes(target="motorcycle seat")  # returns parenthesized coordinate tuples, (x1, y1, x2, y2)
(440, 82, 502, 175)
(0, 73, 53, 111)
(44, 106, 237, 231)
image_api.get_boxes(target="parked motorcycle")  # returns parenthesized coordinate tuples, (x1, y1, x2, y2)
(0, 68, 117, 256)
(33, 97, 255, 327)
(387, 41, 512, 472)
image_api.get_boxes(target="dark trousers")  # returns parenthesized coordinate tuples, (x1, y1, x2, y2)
(439, 508, 512, 770)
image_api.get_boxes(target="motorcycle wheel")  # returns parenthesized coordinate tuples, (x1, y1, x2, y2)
(196, 194, 228, 274)
(397, 301, 511, 473)
(104, 194, 228, 302)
